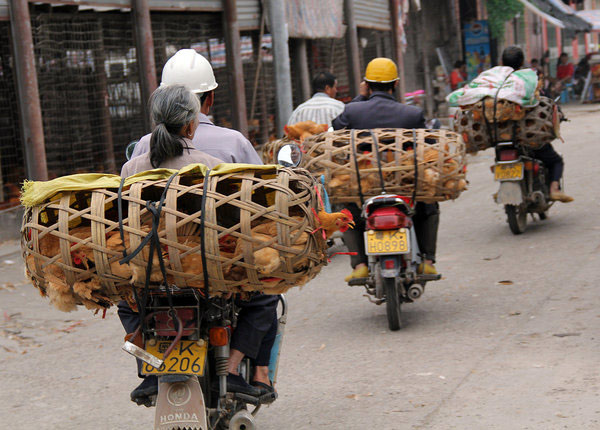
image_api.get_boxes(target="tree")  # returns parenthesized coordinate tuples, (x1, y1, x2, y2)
(485, 0, 524, 42)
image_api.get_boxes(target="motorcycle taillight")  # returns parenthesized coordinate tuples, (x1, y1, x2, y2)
(499, 149, 518, 161)
(155, 308, 196, 336)
(366, 207, 411, 230)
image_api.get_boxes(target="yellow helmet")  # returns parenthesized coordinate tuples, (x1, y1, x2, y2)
(364, 57, 399, 83)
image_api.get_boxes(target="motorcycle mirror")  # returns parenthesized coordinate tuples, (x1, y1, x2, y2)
(277, 143, 302, 168)
(126, 140, 138, 160)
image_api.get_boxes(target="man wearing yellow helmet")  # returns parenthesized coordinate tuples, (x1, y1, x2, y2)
(332, 57, 439, 280)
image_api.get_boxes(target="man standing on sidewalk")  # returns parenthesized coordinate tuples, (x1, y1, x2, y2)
(287, 71, 345, 127)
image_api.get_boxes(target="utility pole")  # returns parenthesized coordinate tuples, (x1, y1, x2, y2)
(267, 0, 293, 136)
(390, 0, 406, 102)
(132, 0, 158, 133)
(291, 39, 311, 101)
(223, 0, 248, 136)
(345, 0, 361, 97)
(420, 7, 434, 118)
(8, 0, 48, 180)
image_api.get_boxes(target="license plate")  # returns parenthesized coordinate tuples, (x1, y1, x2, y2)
(365, 229, 410, 255)
(495, 162, 524, 181)
(142, 340, 207, 376)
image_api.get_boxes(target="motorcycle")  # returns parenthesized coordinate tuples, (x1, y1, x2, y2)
(348, 195, 441, 330)
(120, 145, 298, 430)
(492, 141, 555, 235)
(123, 291, 287, 430)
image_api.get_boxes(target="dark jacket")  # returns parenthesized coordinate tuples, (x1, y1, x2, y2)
(332, 91, 426, 130)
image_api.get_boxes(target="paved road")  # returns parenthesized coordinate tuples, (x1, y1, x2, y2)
(1, 105, 598, 429)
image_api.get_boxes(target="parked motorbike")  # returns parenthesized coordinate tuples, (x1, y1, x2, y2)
(492, 141, 555, 235)
(348, 195, 441, 330)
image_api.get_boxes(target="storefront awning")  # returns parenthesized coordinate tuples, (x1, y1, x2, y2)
(517, 0, 592, 32)
(576, 10, 600, 32)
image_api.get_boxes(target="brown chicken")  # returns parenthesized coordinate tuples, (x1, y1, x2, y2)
(284, 121, 328, 141)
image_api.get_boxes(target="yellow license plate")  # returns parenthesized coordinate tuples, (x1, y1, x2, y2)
(365, 229, 410, 255)
(142, 340, 207, 376)
(495, 162, 524, 181)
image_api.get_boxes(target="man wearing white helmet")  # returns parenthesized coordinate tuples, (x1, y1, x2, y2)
(130, 49, 262, 164)
(121, 49, 277, 406)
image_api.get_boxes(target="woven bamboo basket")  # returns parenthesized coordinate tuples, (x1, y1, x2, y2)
(454, 96, 561, 153)
(22, 166, 329, 312)
(300, 128, 467, 204)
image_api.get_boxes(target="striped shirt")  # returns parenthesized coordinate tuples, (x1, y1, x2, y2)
(287, 92, 345, 126)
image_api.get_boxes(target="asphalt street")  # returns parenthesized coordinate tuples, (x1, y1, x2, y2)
(0, 104, 598, 429)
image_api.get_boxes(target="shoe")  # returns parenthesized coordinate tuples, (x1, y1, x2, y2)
(344, 265, 369, 282)
(227, 373, 261, 397)
(130, 375, 158, 405)
(418, 263, 437, 275)
(550, 191, 573, 203)
(252, 381, 278, 403)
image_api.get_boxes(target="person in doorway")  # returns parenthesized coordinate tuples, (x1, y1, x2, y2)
(450, 60, 467, 90)
(332, 57, 440, 281)
(121, 49, 278, 406)
(556, 52, 575, 83)
(501, 46, 573, 203)
(287, 71, 345, 126)
(530, 58, 540, 72)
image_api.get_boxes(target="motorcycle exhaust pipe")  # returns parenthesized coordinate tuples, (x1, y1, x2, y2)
(229, 409, 256, 430)
(407, 284, 423, 300)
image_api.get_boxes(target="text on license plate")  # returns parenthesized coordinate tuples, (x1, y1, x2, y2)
(142, 340, 207, 376)
(365, 229, 409, 255)
(495, 162, 524, 181)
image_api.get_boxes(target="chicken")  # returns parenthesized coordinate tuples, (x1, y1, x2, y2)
(315, 209, 355, 239)
(284, 121, 328, 141)
(234, 231, 282, 275)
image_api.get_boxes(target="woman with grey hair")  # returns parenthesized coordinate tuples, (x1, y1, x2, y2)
(121, 84, 222, 177)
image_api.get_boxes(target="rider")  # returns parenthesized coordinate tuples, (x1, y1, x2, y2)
(120, 49, 278, 405)
(332, 57, 440, 280)
(501, 46, 573, 203)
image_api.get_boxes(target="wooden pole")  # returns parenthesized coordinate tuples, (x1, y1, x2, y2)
(223, 0, 248, 136)
(292, 38, 311, 101)
(132, 0, 157, 133)
(8, 0, 48, 180)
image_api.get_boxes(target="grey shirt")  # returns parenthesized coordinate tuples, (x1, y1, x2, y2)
(120, 139, 223, 177)
(131, 113, 263, 165)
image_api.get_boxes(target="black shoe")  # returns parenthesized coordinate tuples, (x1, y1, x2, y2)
(252, 381, 278, 404)
(131, 375, 158, 405)
(227, 373, 261, 397)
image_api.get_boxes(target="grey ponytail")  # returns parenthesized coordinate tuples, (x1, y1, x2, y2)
(149, 84, 201, 168)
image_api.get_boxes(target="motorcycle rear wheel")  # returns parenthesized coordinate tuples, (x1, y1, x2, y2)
(505, 204, 527, 235)
(384, 278, 402, 331)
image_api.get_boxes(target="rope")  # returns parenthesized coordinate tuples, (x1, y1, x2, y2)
(199, 169, 212, 300)
(412, 129, 418, 206)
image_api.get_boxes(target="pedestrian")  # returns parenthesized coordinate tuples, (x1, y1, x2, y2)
(557, 53, 575, 83)
(287, 71, 345, 127)
(450, 60, 467, 90)
(332, 57, 440, 281)
(121, 49, 278, 406)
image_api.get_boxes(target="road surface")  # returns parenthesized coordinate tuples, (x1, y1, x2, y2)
(1, 104, 598, 429)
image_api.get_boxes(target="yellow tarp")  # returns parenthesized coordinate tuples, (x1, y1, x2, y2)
(21, 163, 279, 208)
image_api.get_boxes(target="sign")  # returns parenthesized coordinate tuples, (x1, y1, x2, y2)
(464, 20, 492, 80)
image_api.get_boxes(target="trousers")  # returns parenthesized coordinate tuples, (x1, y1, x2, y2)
(342, 201, 440, 267)
(118, 294, 279, 377)
(532, 143, 564, 183)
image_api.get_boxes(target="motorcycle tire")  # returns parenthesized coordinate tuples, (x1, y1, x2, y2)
(505, 204, 527, 235)
(384, 277, 402, 331)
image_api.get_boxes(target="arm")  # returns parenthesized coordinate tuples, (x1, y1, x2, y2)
(239, 139, 264, 165)
(331, 108, 350, 130)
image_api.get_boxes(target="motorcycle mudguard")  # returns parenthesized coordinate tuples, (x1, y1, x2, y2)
(155, 377, 207, 430)
(495, 181, 523, 205)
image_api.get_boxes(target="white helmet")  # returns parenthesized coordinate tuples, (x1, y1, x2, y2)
(160, 49, 218, 94)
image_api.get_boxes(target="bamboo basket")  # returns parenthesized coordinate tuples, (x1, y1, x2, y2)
(22, 166, 329, 312)
(454, 96, 561, 153)
(300, 128, 467, 204)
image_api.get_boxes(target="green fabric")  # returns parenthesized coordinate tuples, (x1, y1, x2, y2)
(21, 163, 279, 208)
(447, 66, 539, 107)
